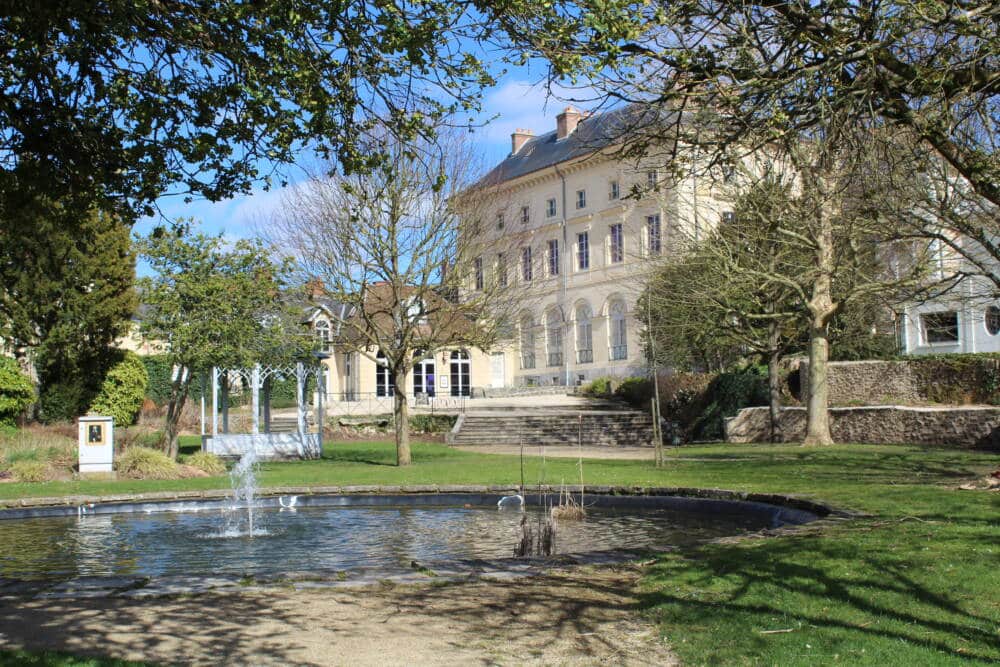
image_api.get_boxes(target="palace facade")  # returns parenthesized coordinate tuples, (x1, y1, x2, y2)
(467, 105, 732, 388)
(307, 105, 734, 402)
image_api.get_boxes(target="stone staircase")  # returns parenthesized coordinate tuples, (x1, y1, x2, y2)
(446, 409, 655, 448)
(267, 415, 314, 433)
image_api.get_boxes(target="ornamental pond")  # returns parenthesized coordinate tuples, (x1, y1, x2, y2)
(0, 492, 820, 582)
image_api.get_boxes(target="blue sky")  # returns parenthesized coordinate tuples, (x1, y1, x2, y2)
(134, 73, 586, 256)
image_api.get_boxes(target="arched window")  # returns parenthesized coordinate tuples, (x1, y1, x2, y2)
(375, 350, 395, 397)
(314, 319, 331, 352)
(575, 303, 593, 363)
(546, 309, 563, 367)
(520, 314, 536, 369)
(609, 301, 628, 360)
(449, 350, 471, 397)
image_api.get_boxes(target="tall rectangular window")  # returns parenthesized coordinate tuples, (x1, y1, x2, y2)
(496, 212, 504, 230)
(646, 214, 661, 255)
(496, 252, 507, 287)
(609, 180, 620, 200)
(547, 239, 560, 276)
(576, 232, 589, 270)
(474, 256, 484, 290)
(521, 246, 532, 282)
(609, 223, 623, 264)
(546, 198, 557, 218)
(576, 189, 586, 209)
(647, 169, 659, 190)
(520, 205, 530, 224)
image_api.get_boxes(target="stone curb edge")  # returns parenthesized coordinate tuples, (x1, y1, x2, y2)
(0, 485, 853, 519)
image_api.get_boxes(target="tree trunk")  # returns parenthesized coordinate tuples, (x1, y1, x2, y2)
(393, 363, 412, 466)
(804, 319, 834, 445)
(802, 170, 839, 446)
(160, 367, 191, 460)
(767, 322, 782, 444)
(804, 227, 837, 445)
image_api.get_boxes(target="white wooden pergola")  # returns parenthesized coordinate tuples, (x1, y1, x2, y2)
(201, 361, 326, 460)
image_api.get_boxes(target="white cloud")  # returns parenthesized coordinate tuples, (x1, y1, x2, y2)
(470, 78, 601, 163)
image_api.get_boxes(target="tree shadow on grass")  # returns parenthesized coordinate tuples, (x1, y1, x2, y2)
(638, 525, 1000, 663)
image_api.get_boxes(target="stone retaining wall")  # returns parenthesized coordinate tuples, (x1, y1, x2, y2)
(725, 405, 1000, 449)
(797, 357, 1000, 406)
(798, 360, 920, 405)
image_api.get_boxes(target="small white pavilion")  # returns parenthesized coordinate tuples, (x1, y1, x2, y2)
(201, 361, 326, 460)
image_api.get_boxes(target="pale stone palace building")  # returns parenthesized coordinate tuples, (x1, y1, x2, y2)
(467, 105, 731, 388)
(304, 105, 734, 402)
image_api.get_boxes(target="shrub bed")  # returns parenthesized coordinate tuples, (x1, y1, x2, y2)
(8, 460, 52, 483)
(117, 446, 179, 480)
(181, 451, 227, 476)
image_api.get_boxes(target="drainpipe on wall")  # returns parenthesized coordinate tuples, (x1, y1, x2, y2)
(555, 163, 571, 387)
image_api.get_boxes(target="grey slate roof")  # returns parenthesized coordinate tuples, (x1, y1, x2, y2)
(477, 104, 671, 187)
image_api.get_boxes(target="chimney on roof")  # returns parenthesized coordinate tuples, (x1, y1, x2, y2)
(511, 128, 534, 155)
(556, 106, 582, 140)
(305, 278, 325, 300)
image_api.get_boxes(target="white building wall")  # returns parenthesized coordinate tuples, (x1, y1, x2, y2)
(903, 275, 1000, 355)
(472, 134, 733, 386)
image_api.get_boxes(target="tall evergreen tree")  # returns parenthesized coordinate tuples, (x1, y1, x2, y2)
(0, 198, 136, 419)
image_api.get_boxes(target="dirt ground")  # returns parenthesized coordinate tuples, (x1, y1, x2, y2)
(0, 567, 676, 666)
(452, 445, 656, 460)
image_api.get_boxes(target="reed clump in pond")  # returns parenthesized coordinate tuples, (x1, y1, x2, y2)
(515, 513, 555, 558)
(551, 483, 586, 521)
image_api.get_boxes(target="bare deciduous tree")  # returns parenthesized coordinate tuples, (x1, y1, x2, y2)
(265, 131, 518, 466)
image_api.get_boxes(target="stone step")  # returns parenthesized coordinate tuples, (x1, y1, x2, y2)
(447, 410, 654, 447)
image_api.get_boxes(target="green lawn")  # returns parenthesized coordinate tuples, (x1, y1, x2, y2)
(1, 439, 997, 666)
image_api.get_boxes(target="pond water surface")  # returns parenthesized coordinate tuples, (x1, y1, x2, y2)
(0, 501, 764, 580)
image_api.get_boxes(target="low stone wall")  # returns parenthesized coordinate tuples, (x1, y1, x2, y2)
(797, 357, 1000, 406)
(725, 405, 1000, 449)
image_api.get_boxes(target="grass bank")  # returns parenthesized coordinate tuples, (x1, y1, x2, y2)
(1, 439, 997, 665)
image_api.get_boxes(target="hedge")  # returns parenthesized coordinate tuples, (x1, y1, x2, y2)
(89, 351, 149, 426)
(0, 358, 34, 426)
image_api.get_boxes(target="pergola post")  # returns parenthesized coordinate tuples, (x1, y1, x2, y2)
(263, 375, 272, 433)
(199, 373, 206, 437)
(317, 365, 326, 439)
(222, 372, 230, 434)
(211, 367, 219, 437)
(251, 364, 261, 435)
(296, 362, 306, 435)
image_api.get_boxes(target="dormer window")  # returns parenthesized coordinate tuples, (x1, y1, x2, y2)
(314, 319, 331, 352)
(404, 297, 428, 324)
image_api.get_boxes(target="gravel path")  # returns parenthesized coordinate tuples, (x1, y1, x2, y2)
(0, 567, 675, 666)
